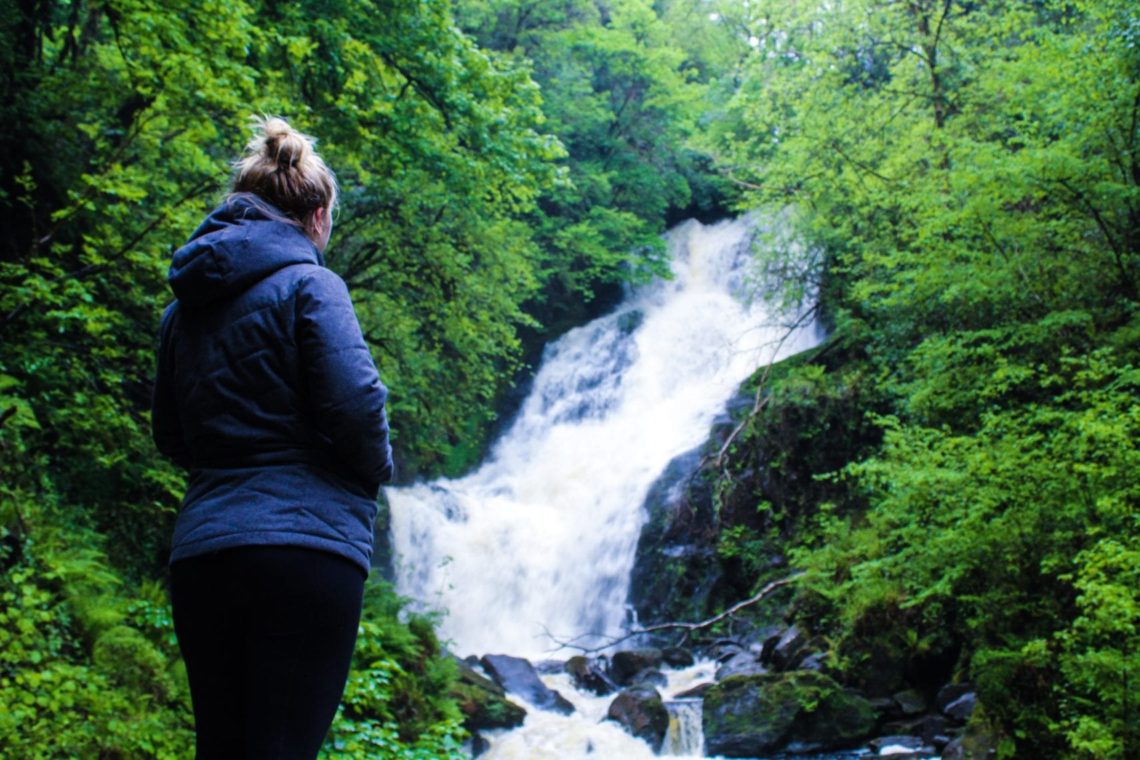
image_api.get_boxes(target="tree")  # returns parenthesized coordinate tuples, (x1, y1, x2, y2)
(704, 0, 1140, 754)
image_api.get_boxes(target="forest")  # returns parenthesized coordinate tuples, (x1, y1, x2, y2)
(0, 0, 1136, 758)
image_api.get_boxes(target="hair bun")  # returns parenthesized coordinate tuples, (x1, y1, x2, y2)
(260, 117, 309, 170)
(230, 115, 338, 228)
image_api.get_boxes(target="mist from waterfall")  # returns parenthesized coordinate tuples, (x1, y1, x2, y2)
(387, 216, 819, 659)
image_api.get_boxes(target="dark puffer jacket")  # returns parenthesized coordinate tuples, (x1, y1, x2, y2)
(152, 195, 393, 573)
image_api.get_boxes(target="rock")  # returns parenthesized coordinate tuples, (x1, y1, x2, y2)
(883, 715, 954, 747)
(628, 447, 723, 624)
(629, 668, 668, 689)
(893, 689, 928, 716)
(610, 648, 664, 685)
(768, 625, 808, 671)
(708, 639, 746, 662)
(942, 737, 967, 759)
(449, 659, 527, 731)
(662, 646, 695, 668)
(703, 671, 878, 757)
(606, 685, 670, 752)
(468, 731, 490, 758)
(370, 490, 395, 580)
(715, 651, 767, 680)
(943, 693, 977, 722)
(534, 659, 565, 675)
(870, 696, 897, 714)
(759, 632, 782, 664)
(798, 651, 828, 672)
(566, 655, 617, 696)
(935, 683, 973, 713)
(675, 682, 714, 699)
(941, 706, 1005, 759)
(479, 654, 574, 715)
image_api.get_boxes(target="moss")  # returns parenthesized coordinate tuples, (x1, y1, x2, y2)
(448, 660, 526, 731)
(704, 671, 877, 757)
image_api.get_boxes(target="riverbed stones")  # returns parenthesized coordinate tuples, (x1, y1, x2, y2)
(606, 685, 669, 753)
(703, 671, 877, 757)
(479, 654, 574, 715)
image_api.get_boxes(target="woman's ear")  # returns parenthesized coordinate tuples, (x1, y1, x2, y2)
(309, 206, 332, 252)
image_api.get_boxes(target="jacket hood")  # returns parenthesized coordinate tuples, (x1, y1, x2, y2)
(169, 195, 323, 305)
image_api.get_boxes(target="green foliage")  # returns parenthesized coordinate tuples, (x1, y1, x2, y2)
(455, 0, 729, 310)
(0, 511, 194, 758)
(325, 580, 467, 758)
(0, 0, 631, 754)
(704, 0, 1140, 755)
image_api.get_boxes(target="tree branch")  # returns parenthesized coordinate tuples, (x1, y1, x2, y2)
(545, 574, 802, 655)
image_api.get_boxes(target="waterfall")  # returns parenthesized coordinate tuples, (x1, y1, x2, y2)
(663, 698, 703, 756)
(387, 216, 818, 659)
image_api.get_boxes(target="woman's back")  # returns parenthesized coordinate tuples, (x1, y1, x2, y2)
(153, 118, 393, 758)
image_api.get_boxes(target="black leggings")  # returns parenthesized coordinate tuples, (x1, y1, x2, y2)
(171, 546, 366, 760)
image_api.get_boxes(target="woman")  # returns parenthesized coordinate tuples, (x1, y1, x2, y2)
(152, 117, 393, 759)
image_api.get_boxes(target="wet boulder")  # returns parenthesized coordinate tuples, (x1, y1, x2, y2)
(943, 692, 977, 723)
(606, 685, 670, 752)
(882, 714, 955, 750)
(703, 671, 877, 757)
(941, 707, 1006, 760)
(565, 655, 617, 696)
(449, 659, 527, 731)
(892, 689, 928, 716)
(675, 682, 714, 699)
(629, 668, 668, 689)
(609, 648, 664, 685)
(767, 625, 809, 671)
(708, 638, 747, 663)
(662, 646, 695, 668)
(936, 683, 977, 723)
(798, 652, 828, 672)
(480, 654, 574, 715)
(715, 651, 767, 680)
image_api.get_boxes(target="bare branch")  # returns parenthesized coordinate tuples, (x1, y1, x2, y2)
(545, 574, 802, 655)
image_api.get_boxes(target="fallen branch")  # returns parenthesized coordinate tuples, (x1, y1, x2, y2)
(545, 574, 802, 655)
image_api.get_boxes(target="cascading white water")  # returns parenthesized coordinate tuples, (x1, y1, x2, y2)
(663, 698, 704, 756)
(480, 662, 717, 759)
(387, 216, 819, 659)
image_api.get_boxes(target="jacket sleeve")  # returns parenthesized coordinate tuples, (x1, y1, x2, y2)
(295, 268, 394, 496)
(152, 304, 193, 470)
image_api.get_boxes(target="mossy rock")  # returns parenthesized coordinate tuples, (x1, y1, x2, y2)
(606, 685, 669, 751)
(448, 659, 526, 731)
(703, 671, 877, 757)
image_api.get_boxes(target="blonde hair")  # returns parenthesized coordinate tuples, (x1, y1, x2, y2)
(231, 116, 337, 237)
